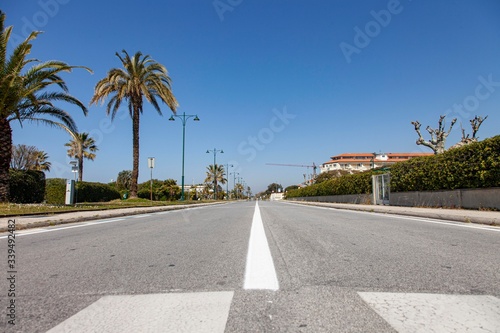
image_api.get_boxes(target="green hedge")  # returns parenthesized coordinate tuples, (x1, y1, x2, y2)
(76, 182, 121, 202)
(391, 135, 500, 192)
(287, 170, 380, 198)
(9, 169, 46, 203)
(45, 178, 66, 204)
(44, 179, 121, 204)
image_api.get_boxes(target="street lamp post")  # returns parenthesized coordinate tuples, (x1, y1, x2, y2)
(169, 112, 200, 201)
(237, 176, 243, 199)
(206, 148, 223, 200)
(231, 172, 239, 200)
(224, 163, 233, 200)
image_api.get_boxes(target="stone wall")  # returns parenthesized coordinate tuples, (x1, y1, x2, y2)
(287, 188, 500, 210)
(389, 188, 500, 210)
(287, 194, 372, 205)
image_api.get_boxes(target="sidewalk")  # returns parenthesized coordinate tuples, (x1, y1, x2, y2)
(290, 201, 500, 226)
(0, 202, 224, 233)
(1, 201, 499, 233)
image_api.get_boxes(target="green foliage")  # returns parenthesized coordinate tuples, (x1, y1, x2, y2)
(9, 169, 46, 203)
(315, 170, 351, 184)
(116, 170, 132, 191)
(137, 179, 180, 201)
(76, 182, 121, 202)
(285, 185, 299, 192)
(287, 170, 379, 198)
(157, 181, 181, 201)
(45, 178, 66, 204)
(391, 135, 500, 192)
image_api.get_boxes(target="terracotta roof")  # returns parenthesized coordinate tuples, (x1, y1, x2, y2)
(329, 152, 432, 159)
(386, 153, 433, 157)
(323, 152, 432, 166)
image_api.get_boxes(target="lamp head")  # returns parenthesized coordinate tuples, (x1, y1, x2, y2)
(168, 115, 175, 121)
(194, 115, 200, 121)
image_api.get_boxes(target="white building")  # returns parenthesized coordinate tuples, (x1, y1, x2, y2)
(270, 192, 284, 200)
(320, 152, 432, 173)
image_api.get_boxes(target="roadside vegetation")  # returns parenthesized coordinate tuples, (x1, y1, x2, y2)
(0, 198, 206, 217)
(0, 12, 91, 202)
(287, 135, 500, 198)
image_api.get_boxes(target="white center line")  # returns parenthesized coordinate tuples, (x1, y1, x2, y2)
(244, 201, 279, 291)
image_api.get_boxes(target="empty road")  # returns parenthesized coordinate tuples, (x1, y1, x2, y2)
(1, 201, 499, 332)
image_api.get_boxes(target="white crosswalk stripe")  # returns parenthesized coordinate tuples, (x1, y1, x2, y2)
(359, 292, 500, 333)
(47, 292, 234, 333)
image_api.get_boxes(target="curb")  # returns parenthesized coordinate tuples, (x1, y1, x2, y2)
(0, 202, 225, 233)
(289, 201, 500, 226)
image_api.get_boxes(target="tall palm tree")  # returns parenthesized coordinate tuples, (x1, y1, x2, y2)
(65, 132, 98, 181)
(205, 164, 226, 199)
(0, 11, 91, 201)
(90, 50, 178, 198)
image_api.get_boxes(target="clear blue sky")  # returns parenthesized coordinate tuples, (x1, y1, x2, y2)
(4, 0, 500, 194)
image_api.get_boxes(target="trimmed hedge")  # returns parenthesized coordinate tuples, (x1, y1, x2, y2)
(45, 178, 67, 204)
(287, 170, 381, 198)
(76, 182, 121, 202)
(44, 179, 121, 204)
(391, 135, 500, 192)
(9, 169, 46, 203)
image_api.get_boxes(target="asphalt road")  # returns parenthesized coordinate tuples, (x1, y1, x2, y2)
(1, 201, 499, 332)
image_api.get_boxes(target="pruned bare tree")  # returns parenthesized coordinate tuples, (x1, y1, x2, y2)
(411, 115, 457, 154)
(450, 115, 488, 149)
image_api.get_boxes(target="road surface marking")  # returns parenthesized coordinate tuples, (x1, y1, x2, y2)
(290, 203, 500, 233)
(47, 291, 234, 333)
(131, 214, 152, 218)
(358, 211, 500, 232)
(0, 218, 126, 239)
(359, 292, 500, 333)
(244, 201, 279, 290)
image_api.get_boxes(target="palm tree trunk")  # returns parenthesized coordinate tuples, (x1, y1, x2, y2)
(78, 156, 83, 182)
(130, 106, 140, 198)
(0, 118, 12, 202)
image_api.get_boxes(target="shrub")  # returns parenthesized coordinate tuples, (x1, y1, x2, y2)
(75, 182, 121, 202)
(9, 169, 46, 203)
(45, 178, 67, 205)
(138, 188, 152, 200)
(287, 170, 381, 198)
(391, 135, 500, 192)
